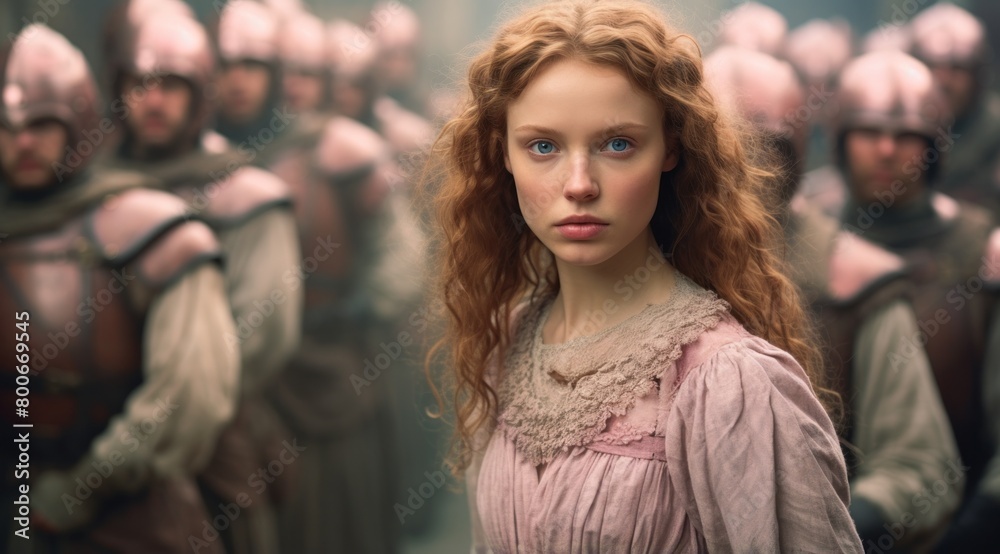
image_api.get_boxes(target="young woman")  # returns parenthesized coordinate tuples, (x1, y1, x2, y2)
(422, 1, 863, 551)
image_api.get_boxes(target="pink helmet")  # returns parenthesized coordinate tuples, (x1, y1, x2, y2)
(704, 46, 806, 203)
(216, 0, 280, 65)
(833, 50, 950, 177)
(102, 0, 195, 92)
(782, 19, 853, 87)
(328, 19, 379, 82)
(278, 10, 328, 74)
(714, 2, 788, 56)
(2, 25, 101, 174)
(120, 14, 216, 146)
(910, 3, 989, 73)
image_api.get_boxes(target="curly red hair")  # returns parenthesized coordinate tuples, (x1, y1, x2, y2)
(421, 0, 836, 472)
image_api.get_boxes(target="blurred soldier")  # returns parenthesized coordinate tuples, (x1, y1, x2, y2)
(267, 115, 402, 554)
(328, 19, 434, 163)
(326, 18, 428, 328)
(213, 1, 285, 151)
(97, 0, 195, 155)
(713, 2, 788, 56)
(99, 13, 302, 554)
(910, 3, 1000, 218)
(370, 1, 429, 117)
(329, 17, 438, 536)
(328, 20, 382, 130)
(0, 25, 237, 552)
(706, 46, 962, 551)
(279, 10, 331, 116)
(256, 8, 332, 183)
(830, 50, 1000, 552)
(782, 18, 853, 171)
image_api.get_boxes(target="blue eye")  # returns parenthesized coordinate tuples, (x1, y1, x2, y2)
(530, 141, 555, 155)
(605, 138, 631, 153)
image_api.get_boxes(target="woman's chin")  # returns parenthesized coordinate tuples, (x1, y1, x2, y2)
(545, 243, 617, 268)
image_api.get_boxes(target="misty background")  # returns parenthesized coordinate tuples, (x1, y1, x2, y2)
(4, 0, 1000, 104)
(3, 0, 999, 552)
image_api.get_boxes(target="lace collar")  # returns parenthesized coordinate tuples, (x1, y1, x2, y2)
(496, 273, 730, 465)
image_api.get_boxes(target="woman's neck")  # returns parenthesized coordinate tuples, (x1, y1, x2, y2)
(545, 229, 676, 344)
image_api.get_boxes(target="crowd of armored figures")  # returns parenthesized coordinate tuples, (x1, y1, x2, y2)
(1, 0, 1000, 552)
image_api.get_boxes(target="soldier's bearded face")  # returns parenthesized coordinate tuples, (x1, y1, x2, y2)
(122, 74, 193, 149)
(0, 120, 67, 190)
(216, 61, 271, 124)
(844, 128, 929, 205)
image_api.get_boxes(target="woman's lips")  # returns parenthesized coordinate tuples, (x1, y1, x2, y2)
(555, 222, 608, 240)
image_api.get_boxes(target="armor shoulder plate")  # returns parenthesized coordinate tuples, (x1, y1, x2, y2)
(202, 166, 293, 229)
(374, 97, 434, 155)
(88, 188, 222, 289)
(827, 231, 909, 305)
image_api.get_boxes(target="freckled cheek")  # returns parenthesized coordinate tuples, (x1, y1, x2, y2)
(514, 175, 556, 230)
(511, 157, 561, 218)
(604, 166, 663, 214)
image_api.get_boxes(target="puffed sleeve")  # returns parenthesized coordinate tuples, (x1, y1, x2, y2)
(91, 263, 239, 488)
(664, 336, 863, 553)
(467, 422, 494, 554)
(217, 208, 302, 395)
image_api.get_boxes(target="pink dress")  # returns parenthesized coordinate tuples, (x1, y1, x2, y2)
(468, 275, 863, 553)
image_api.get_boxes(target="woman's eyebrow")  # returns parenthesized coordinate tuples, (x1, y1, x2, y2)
(511, 124, 561, 135)
(511, 122, 650, 135)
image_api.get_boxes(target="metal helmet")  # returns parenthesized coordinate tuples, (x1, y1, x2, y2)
(704, 46, 806, 204)
(217, 0, 279, 65)
(1, 25, 100, 172)
(328, 19, 380, 120)
(315, 115, 391, 213)
(328, 19, 379, 82)
(714, 2, 788, 56)
(373, 96, 433, 155)
(861, 24, 911, 54)
(121, 14, 216, 145)
(278, 10, 328, 74)
(910, 3, 989, 73)
(101, 0, 195, 90)
(125, 0, 193, 24)
(834, 50, 950, 173)
(782, 19, 853, 88)
(260, 0, 305, 19)
(372, 1, 421, 52)
(705, 46, 804, 139)
(102, 0, 195, 60)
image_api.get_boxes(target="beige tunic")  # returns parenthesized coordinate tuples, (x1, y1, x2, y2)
(215, 208, 303, 395)
(89, 264, 240, 489)
(849, 300, 962, 545)
(784, 203, 962, 547)
(978, 308, 1000, 500)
